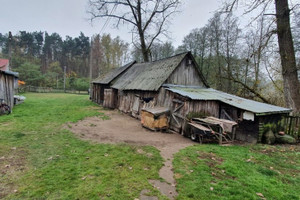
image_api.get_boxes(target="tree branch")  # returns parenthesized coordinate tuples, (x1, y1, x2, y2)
(223, 74, 270, 103)
(91, 13, 137, 26)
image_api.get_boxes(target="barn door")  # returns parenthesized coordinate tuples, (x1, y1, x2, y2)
(131, 95, 140, 118)
(170, 99, 185, 132)
(220, 104, 237, 121)
(103, 89, 115, 109)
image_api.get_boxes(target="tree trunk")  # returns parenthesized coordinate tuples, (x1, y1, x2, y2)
(275, 0, 300, 114)
(140, 35, 149, 62)
(135, 0, 149, 62)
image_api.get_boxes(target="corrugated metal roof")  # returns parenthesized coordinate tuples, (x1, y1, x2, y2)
(93, 61, 136, 84)
(0, 70, 19, 77)
(112, 52, 188, 91)
(166, 86, 291, 115)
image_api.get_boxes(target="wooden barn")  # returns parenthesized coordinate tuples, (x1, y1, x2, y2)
(110, 52, 208, 116)
(91, 61, 136, 106)
(92, 52, 291, 143)
(0, 70, 19, 110)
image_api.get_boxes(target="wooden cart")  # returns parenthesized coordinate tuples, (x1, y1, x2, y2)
(188, 117, 238, 144)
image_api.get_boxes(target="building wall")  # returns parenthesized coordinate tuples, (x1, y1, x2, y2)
(235, 118, 259, 143)
(0, 72, 15, 109)
(92, 83, 109, 105)
(103, 88, 118, 109)
(157, 88, 219, 116)
(114, 87, 283, 144)
(117, 90, 158, 117)
(165, 57, 206, 87)
(157, 87, 219, 132)
(116, 88, 219, 132)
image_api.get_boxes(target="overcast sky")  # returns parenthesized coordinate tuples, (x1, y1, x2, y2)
(0, 0, 222, 47)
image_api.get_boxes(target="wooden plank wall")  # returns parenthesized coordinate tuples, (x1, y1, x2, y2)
(92, 83, 109, 105)
(92, 84, 100, 104)
(156, 87, 219, 132)
(117, 90, 157, 116)
(0, 72, 15, 109)
(165, 58, 206, 87)
(235, 119, 259, 143)
(157, 87, 219, 117)
(103, 89, 116, 109)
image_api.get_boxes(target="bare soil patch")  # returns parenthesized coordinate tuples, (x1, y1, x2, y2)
(67, 110, 194, 199)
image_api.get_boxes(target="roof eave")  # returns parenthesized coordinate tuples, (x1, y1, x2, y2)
(255, 110, 292, 116)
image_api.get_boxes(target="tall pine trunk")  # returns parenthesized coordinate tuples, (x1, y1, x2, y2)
(275, 0, 300, 114)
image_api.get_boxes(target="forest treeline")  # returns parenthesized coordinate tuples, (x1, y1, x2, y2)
(0, 8, 299, 107)
(0, 32, 129, 90)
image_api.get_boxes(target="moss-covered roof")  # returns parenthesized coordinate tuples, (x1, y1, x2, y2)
(93, 61, 136, 84)
(112, 52, 188, 91)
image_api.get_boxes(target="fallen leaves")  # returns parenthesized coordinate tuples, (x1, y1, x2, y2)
(256, 192, 266, 200)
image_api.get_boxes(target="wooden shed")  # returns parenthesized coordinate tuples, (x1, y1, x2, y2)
(92, 52, 291, 143)
(164, 86, 291, 143)
(111, 52, 208, 117)
(91, 61, 136, 105)
(0, 70, 19, 109)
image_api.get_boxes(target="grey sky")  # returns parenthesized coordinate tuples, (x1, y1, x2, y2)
(0, 0, 221, 47)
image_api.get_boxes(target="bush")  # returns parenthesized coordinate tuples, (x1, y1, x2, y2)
(73, 78, 89, 91)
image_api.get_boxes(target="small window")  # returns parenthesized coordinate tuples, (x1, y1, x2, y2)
(186, 59, 192, 66)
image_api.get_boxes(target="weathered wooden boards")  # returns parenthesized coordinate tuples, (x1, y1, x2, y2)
(0, 71, 16, 109)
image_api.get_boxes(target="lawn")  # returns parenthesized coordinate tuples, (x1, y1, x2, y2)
(1, 93, 299, 200)
(0, 93, 164, 199)
(173, 145, 300, 200)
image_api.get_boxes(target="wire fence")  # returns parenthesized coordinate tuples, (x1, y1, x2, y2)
(282, 115, 300, 140)
(18, 86, 89, 95)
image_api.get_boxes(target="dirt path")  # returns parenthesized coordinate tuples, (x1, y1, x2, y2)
(66, 110, 194, 200)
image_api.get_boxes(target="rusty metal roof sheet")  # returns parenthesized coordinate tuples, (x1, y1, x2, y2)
(112, 52, 188, 91)
(166, 86, 292, 115)
(93, 61, 136, 84)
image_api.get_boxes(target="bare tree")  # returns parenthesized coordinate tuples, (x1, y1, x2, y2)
(222, 13, 240, 93)
(150, 41, 174, 61)
(87, 0, 180, 62)
(208, 12, 224, 90)
(225, 0, 300, 114)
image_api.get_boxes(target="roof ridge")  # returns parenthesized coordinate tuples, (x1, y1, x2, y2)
(138, 51, 190, 64)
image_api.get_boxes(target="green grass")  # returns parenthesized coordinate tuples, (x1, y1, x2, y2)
(2, 93, 299, 200)
(173, 144, 300, 200)
(0, 93, 164, 199)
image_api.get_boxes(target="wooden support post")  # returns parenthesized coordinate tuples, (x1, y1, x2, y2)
(89, 37, 93, 99)
(63, 66, 66, 93)
(219, 127, 222, 145)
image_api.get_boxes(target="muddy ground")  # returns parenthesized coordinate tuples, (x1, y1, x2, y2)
(67, 110, 195, 200)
